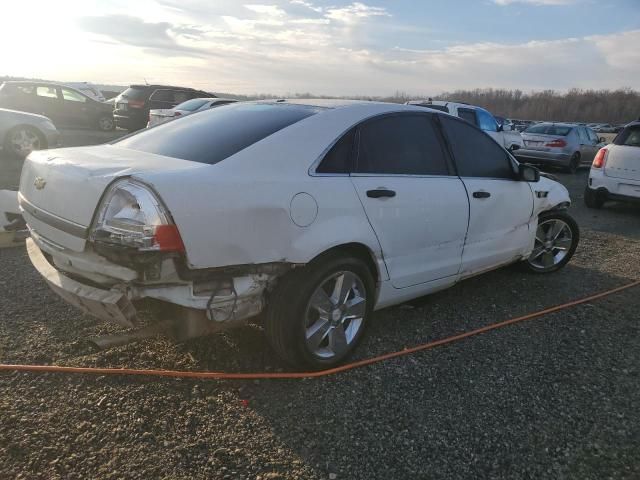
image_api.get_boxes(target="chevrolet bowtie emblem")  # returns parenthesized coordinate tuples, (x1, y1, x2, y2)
(34, 177, 47, 190)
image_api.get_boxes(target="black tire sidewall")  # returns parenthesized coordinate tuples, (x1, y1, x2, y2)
(525, 210, 580, 273)
(268, 255, 375, 369)
(584, 185, 604, 209)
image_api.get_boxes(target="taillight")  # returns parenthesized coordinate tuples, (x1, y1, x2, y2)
(154, 225, 185, 252)
(592, 148, 608, 169)
(128, 100, 145, 109)
(545, 139, 567, 148)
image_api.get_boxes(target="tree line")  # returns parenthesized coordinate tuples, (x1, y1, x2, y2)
(379, 88, 640, 124)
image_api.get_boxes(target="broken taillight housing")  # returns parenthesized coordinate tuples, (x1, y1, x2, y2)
(91, 179, 185, 253)
(592, 148, 608, 169)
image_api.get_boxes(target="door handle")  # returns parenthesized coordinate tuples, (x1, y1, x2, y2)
(366, 189, 396, 199)
(472, 191, 491, 199)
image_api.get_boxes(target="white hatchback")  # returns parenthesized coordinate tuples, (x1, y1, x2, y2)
(585, 121, 640, 208)
(19, 100, 579, 368)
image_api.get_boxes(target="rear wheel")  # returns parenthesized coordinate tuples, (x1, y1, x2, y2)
(584, 186, 605, 209)
(265, 252, 375, 369)
(564, 153, 580, 174)
(98, 115, 115, 131)
(523, 210, 579, 273)
(4, 126, 45, 158)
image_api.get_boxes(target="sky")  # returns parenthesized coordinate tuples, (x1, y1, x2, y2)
(2, 0, 639, 96)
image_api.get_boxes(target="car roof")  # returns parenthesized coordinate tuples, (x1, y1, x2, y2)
(129, 84, 208, 91)
(260, 98, 390, 109)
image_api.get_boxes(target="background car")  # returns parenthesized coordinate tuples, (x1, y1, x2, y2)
(65, 82, 106, 102)
(592, 123, 617, 133)
(0, 108, 61, 158)
(147, 97, 237, 127)
(406, 100, 524, 151)
(20, 100, 577, 369)
(585, 121, 640, 208)
(515, 122, 605, 173)
(113, 84, 214, 131)
(0, 81, 114, 131)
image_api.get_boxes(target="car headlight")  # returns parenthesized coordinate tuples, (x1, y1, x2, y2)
(91, 179, 185, 252)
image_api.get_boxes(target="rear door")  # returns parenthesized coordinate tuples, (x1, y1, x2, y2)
(577, 127, 598, 164)
(349, 113, 469, 289)
(34, 85, 63, 123)
(440, 115, 534, 275)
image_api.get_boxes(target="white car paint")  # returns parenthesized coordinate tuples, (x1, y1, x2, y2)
(19, 100, 571, 341)
(588, 143, 640, 201)
(0, 190, 19, 231)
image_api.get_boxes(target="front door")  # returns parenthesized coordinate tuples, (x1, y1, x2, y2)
(60, 87, 92, 128)
(349, 113, 469, 289)
(439, 115, 534, 275)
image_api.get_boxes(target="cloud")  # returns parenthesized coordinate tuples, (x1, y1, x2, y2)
(76, 14, 205, 56)
(326, 2, 390, 23)
(493, 0, 579, 5)
(244, 4, 287, 16)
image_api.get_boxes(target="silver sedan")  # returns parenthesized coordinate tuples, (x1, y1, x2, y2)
(514, 122, 605, 174)
(0, 108, 62, 158)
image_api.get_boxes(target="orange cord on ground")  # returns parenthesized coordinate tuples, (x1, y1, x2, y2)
(1, 279, 638, 380)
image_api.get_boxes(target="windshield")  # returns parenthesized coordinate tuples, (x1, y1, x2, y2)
(174, 98, 210, 111)
(115, 102, 321, 164)
(524, 124, 573, 136)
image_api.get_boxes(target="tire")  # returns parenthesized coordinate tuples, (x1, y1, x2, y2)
(522, 210, 579, 273)
(584, 186, 605, 209)
(265, 252, 375, 369)
(98, 115, 115, 131)
(564, 153, 580, 174)
(3, 125, 46, 158)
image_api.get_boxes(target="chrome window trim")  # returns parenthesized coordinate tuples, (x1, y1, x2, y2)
(18, 193, 89, 239)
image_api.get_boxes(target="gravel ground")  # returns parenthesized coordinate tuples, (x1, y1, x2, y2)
(1, 168, 639, 479)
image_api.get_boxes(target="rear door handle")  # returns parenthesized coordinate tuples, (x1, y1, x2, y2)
(366, 189, 396, 199)
(472, 191, 491, 199)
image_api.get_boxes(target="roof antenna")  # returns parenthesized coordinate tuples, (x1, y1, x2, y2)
(144, 78, 149, 85)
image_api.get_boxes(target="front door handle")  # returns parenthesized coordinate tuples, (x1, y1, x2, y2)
(366, 189, 396, 199)
(473, 191, 491, 199)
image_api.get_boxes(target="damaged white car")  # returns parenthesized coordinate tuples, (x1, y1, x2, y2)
(19, 100, 579, 368)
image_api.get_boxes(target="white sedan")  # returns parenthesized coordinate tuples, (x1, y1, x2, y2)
(147, 97, 237, 128)
(19, 100, 579, 368)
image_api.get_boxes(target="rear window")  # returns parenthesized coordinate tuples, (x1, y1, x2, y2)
(174, 98, 209, 111)
(525, 124, 572, 136)
(115, 103, 321, 164)
(120, 87, 148, 101)
(614, 125, 640, 147)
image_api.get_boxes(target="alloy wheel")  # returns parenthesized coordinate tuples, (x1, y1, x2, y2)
(304, 271, 367, 359)
(10, 128, 40, 157)
(528, 218, 573, 270)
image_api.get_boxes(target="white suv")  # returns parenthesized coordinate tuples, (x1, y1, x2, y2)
(20, 100, 578, 368)
(585, 121, 640, 208)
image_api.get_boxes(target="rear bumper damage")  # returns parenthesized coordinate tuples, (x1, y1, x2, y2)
(26, 237, 277, 336)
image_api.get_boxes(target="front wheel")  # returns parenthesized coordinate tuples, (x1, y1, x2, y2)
(265, 252, 375, 369)
(4, 126, 45, 158)
(523, 210, 579, 273)
(584, 186, 605, 209)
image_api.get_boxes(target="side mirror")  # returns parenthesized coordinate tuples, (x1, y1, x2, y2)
(497, 123, 504, 132)
(599, 137, 606, 144)
(519, 164, 540, 182)
(508, 144, 521, 152)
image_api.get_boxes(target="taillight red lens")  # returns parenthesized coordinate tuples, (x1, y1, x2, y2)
(128, 100, 145, 109)
(545, 139, 567, 148)
(592, 148, 608, 168)
(154, 225, 185, 253)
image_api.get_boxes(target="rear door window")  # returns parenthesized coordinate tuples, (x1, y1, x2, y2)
(317, 128, 356, 174)
(116, 103, 320, 165)
(36, 86, 59, 99)
(587, 128, 600, 143)
(458, 108, 478, 126)
(577, 127, 589, 142)
(354, 114, 449, 176)
(440, 115, 514, 179)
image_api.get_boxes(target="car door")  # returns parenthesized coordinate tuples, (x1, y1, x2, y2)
(586, 128, 603, 162)
(60, 87, 92, 127)
(34, 85, 63, 123)
(349, 113, 470, 289)
(439, 114, 534, 276)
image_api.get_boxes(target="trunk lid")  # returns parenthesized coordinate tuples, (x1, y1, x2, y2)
(20, 145, 205, 250)
(604, 145, 640, 181)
